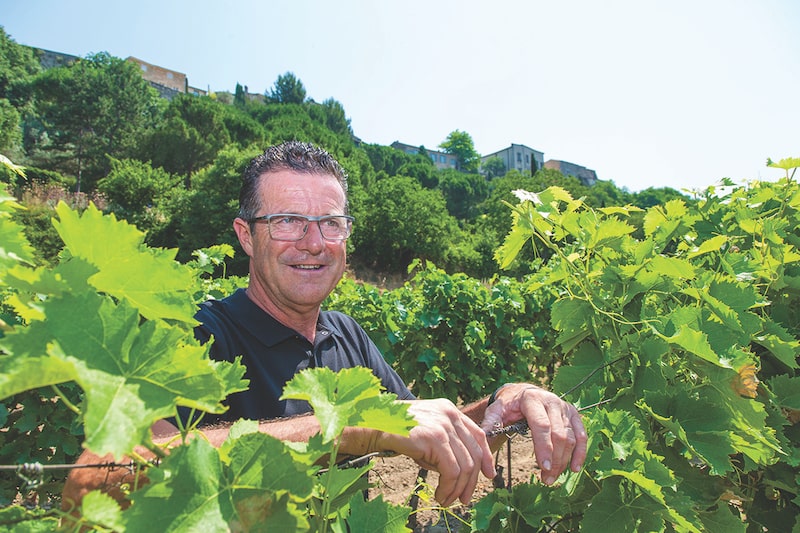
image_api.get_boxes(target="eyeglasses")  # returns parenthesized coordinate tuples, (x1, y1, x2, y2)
(248, 213, 355, 241)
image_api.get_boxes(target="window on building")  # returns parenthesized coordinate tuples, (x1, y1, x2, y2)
(440, 155, 446, 163)
(141, 65, 148, 72)
(517, 153, 522, 162)
(167, 72, 174, 79)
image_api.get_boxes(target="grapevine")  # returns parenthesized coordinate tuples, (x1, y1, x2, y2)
(1, 158, 799, 531)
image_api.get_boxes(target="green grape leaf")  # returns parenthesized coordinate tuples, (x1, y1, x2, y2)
(347, 493, 412, 533)
(550, 298, 593, 353)
(0, 352, 77, 398)
(696, 290, 744, 334)
(52, 201, 197, 323)
(698, 504, 746, 533)
(589, 217, 636, 249)
(0, 505, 61, 532)
(81, 491, 124, 532)
(687, 234, 728, 259)
(191, 244, 235, 274)
(661, 324, 722, 366)
(228, 432, 316, 496)
(124, 436, 312, 532)
(766, 157, 800, 170)
(598, 205, 643, 216)
(0, 194, 36, 272)
(582, 478, 666, 533)
(599, 467, 701, 533)
(643, 199, 688, 244)
(317, 463, 372, 511)
(592, 410, 650, 463)
(509, 482, 568, 528)
(0, 290, 247, 459)
(649, 255, 696, 280)
(752, 317, 800, 369)
(495, 207, 535, 269)
(281, 367, 415, 443)
(768, 375, 800, 409)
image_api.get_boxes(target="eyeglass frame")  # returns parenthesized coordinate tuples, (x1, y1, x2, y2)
(247, 213, 355, 242)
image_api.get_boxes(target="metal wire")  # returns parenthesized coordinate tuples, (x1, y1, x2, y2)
(1, 398, 614, 490)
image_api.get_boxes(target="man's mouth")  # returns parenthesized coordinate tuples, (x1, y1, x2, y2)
(293, 264, 323, 270)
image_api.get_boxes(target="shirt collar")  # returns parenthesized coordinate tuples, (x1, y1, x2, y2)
(226, 288, 340, 347)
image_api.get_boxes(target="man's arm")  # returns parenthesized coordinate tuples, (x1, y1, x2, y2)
(64, 387, 586, 511)
(61, 414, 325, 511)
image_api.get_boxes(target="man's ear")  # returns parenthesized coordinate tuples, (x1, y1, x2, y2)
(233, 217, 254, 257)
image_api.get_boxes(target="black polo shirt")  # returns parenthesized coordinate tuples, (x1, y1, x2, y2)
(194, 288, 415, 422)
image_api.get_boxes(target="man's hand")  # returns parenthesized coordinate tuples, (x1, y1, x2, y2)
(481, 384, 587, 485)
(376, 398, 496, 507)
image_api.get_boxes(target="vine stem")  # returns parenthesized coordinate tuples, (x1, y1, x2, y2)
(318, 437, 343, 533)
(50, 384, 80, 415)
(558, 355, 631, 399)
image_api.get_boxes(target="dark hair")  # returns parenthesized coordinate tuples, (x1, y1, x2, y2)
(238, 141, 349, 220)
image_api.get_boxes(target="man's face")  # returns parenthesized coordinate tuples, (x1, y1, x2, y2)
(235, 169, 348, 319)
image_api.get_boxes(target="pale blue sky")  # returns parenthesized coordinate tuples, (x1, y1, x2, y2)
(4, 0, 799, 192)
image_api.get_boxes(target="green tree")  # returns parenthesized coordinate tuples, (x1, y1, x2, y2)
(437, 168, 489, 219)
(631, 186, 689, 209)
(167, 146, 260, 272)
(27, 52, 162, 192)
(97, 158, 181, 232)
(362, 143, 434, 181)
(146, 94, 231, 184)
(266, 72, 307, 104)
(397, 160, 437, 188)
(219, 104, 265, 148)
(248, 102, 351, 155)
(0, 27, 40, 101)
(481, 156, 506, 179)
(439, 130, 480, 173)
(320, 98, 352, 136)
(352, 177, 460, 273)
(529, 168, 589, 199)
(0, 28, 40, 158)
(0, 99, 21, 156)
(233, 82, 246, 108)
(583, 179, 631, 208)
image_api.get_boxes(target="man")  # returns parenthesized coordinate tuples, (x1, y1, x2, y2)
(64, 141, 586, 508)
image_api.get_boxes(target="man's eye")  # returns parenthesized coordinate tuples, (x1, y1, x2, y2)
(275, 216, 302, 225)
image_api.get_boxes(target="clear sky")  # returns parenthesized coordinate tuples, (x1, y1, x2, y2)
(4, 0, 799, 192)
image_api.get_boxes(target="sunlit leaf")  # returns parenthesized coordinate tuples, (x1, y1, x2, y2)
(766, 157, 800, 170)
(53, 201, 197, 323)
(0, 194, 36, 272)
(281, 367, 415, 443)
(347, 493, 412, 533)
(124, 437, 311, 532)
(0, 291, 247, 458)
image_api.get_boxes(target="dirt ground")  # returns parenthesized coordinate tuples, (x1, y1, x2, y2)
(367, 435, 540, 532)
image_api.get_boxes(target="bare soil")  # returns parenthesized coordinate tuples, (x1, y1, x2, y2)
(368, 435, 541, 532)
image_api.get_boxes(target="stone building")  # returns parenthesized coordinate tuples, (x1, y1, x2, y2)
(33, 48, 80, 69)
(480, 143, 544, 176)
(126, 56, 207, 99)
(390, 141, 458, 170)
(544, 159, 598, 186)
